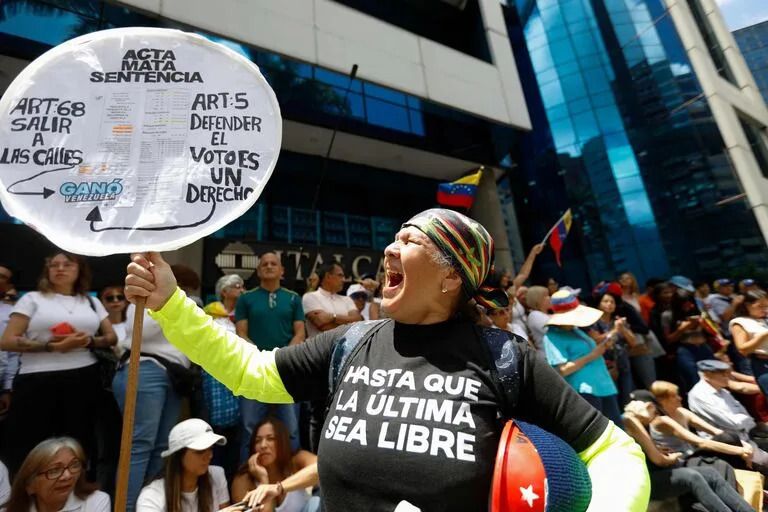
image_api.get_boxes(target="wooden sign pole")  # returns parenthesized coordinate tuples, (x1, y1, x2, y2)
(114, 297, 145, 512)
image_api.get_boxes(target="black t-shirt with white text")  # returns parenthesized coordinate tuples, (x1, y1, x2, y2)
(275, 319, 607, 511)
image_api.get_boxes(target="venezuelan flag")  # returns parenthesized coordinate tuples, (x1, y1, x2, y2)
(437, 170, 483, 209)
(548, 209, 572, 267)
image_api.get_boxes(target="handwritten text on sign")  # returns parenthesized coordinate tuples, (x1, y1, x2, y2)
(0, 28, 281, 256)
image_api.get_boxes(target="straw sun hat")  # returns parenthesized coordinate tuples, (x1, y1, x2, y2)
(546, 289, 602, 328)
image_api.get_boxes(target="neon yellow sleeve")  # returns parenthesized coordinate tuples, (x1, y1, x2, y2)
(579, 421, 650, 511)
(148, 288, 294, 403)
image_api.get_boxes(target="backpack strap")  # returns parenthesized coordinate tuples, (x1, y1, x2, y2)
(480, 327, 524, 419)
(328, 319, 391, 395)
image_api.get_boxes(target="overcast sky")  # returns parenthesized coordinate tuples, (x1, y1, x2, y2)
(715, 0, 768, 31)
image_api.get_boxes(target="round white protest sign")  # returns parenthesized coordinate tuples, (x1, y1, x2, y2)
(0, 28, 281, 256)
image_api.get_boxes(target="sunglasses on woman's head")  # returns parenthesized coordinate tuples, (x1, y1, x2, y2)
(104, 294, 125, 302)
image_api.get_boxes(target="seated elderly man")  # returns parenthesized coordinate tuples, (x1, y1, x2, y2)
(688, 360, 768, 468)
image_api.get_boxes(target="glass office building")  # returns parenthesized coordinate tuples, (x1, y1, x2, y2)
(503, 0, 768, 289)
(734, 20, 768, 105)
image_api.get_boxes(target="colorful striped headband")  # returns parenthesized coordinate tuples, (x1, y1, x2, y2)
(403, 208, 509, 309)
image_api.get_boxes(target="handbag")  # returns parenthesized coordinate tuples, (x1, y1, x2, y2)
(85, 296, 119, 389)
(120, 350, 201, 396)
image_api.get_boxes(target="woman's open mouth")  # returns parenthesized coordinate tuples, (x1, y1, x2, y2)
(383, 271, 403, 298)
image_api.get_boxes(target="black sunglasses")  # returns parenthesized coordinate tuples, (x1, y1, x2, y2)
(104, 294, 125, 302)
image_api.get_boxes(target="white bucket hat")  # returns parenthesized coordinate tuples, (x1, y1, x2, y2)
(161, 418, 226, 458)
(546, 289, 602, 328)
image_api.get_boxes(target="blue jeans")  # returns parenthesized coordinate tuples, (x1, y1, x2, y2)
(676, 344, 714, 392)
(728, 343, 753, 375)
(580, 393, 623, 427)
(751, 356, 768, 396)
(303, 496, 322, 512)
(113, 361, 182, 512)
(240, 399, 300, 462)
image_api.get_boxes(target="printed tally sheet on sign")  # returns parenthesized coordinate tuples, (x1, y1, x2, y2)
(0, 27, 281, 256)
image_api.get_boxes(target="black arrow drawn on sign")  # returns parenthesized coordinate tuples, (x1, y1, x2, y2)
(87, 200, 217, 232)
(6, 164, 75, 198)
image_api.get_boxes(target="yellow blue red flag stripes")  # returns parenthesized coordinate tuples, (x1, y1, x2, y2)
(546, 209, 572, 267)
(437, 169, 483, 209)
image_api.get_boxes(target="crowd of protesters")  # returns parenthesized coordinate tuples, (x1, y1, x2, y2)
(483, 243, 768, 510)
(0, 236, 766, 510)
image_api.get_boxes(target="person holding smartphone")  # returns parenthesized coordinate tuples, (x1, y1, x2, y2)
(664, 277, 715, 391)
(542, 289, 623, 426)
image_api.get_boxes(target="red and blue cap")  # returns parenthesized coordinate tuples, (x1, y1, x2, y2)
(492, 419, 592, 512)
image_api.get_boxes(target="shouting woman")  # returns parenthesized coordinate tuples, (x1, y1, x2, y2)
(125, 208, 649, 511)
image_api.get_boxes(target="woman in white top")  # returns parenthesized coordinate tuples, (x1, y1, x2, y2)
(649, 382, 753, 465)
(99, 286, 128, 351)
(137, 419, 243, 512)
(525, 286, 550, 352)
(5, 437, 109, 512)
(730, 289, 768, 396)
(0, 253, 116, 478)
(231, 419, 320, 512)
(112, 301, 192, 511)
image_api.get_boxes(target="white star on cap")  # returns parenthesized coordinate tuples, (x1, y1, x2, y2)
(520, 484, 540, 508)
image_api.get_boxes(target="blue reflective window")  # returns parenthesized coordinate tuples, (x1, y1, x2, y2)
(529, 46, 555, 71)
(569, 20, 590, 35)
(616, 175, 645, 194)
(560, 73, 588, 100)
(591, 92, 615, 108)
(572, 32, 599, 57)
(409, 110, 425, 136)
(365, 97, 410, 132)
(335, 89, 366, 119)
(0, 3, 97, 46)
(621, 192, 656, 225)
(314, 68, 363, 92)
(406, 96, 422, 109)
(537, 67, 559, 84)
(552, 42, 577, 66)
(540, 79, 566, 107)
(583, 68, 611, 94)
(595, 106, 625, 133)
(606, 147, 640, 178)
(568, 97, 592, 115)
(561, 0, 586, 23)
(550, 118, 577, 147)
(364, 83, 407, 106)
(547, 102, 571, 121)
(571, 111, 599, 141)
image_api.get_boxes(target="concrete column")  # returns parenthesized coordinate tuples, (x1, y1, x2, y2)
(471, 168, 514, 273)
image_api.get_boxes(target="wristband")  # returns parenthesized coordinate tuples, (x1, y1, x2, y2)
(44, 341, 53, 352)
(276, 481, 284, 498)
(87, 336, 96, 349)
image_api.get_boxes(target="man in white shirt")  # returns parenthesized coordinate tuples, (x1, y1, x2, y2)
(302, 263, 362, 338)
(707, 279, 742, 332)
(302, 262, 362, 451)
(688, 359, 768, 457)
